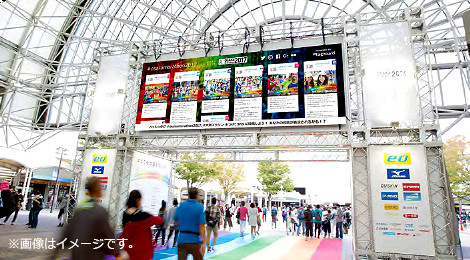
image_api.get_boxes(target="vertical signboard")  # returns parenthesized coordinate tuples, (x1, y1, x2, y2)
(360, 22, 421, 128)
(369, 145, 435, 256)
(78, 149, 117, 209)
(129, 152, 171, 215)
(88, 54, 129, 136)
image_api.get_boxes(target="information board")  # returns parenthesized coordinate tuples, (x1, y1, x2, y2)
(129, 152, 171, 216)
(369, 145, 435, 256)
(135, 44, 346, 131)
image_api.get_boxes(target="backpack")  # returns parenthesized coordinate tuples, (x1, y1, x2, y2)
(314, 209, 322, 222)
(298, 209, 304, 220)
(206, 207, 216, 228)
(345, 211, 351, 220)
(303, 209, 313, 221)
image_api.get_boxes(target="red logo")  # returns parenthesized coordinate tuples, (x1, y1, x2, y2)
(403, 214, 418, 218)
(419, 229, 430, 233)
(403, 183, 420, 191)
(397, 233, 409, 236)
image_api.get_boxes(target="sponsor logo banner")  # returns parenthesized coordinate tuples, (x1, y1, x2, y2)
(403, 192, 421, 201)
(403, 183, 420, 191)
(384, 204, 399, 211)
(381, 183, 398, 189)
(383, 232, 396, 235)
(381, 192, 399, 200)
(91, 166, 104, 174)
(92, 154, 107, 163)
(387, 169, 410, 179)
(403, 214, 418, 218)
(384, 152, 411, 164)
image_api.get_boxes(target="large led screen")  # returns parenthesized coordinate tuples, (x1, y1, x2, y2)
(135, 44, 346, 131)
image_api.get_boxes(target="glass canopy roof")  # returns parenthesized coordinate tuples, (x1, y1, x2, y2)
(0, 0, 469, 143)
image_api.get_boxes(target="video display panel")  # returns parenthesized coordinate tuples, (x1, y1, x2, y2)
(135, 44, 346, 131)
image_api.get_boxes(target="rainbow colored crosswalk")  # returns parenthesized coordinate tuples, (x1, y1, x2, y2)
(153, 231, 347, 260)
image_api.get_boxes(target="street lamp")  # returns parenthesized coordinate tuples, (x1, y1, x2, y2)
(50, 147, 68, 213)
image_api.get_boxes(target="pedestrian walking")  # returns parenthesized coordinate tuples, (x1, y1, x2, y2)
(236, 201, 248, 238)
(29, 193, 43, 228)
(262, 205, 267, 222)
(205, 197, 221, 252)
(248, 203, 258, 240)
(335, 206, 344, 239)
(155, 200, 167, 246)
(120, 190, 164, 260)
(313, 205, 323, 238)
(166, 198, 179, 248)
(304, 205, 314, 241)
(297, 206, 305, 236)
(50, 177, 123, 260)
(0, 187, 15, 222)
(223, 204, 233, 231)
(2, 188, 22, 225)
(271, 206, 278, 229)
(174, 187, 206, 260)
(322, 209, 332, 238)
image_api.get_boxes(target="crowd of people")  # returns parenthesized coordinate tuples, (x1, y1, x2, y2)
(234, 76, 262, 97)
(2, 178, 352, 260)
(269, 204, 352, 240)
(172, 81, 198, 101)
(203, 78, 230, 99)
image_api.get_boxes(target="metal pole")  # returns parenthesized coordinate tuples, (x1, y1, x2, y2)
(50, 150, 64, 213)
(23, 169, 32, 210)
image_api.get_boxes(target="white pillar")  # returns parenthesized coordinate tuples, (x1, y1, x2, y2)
(203, 189, 208, 210)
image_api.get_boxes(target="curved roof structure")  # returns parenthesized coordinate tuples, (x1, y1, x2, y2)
(0, 0, 469, 150)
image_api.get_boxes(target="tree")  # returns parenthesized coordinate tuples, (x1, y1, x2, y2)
(211, 154, 246, 203)
(174, 154, 217, 190)
(444, 135, 470, 202)
(257, 161, 294, 209)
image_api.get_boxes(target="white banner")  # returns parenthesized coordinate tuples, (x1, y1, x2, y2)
(129, 152, 171, 215)
(78, 149, 117, 209)
(360, 22, 421, 128)
(88, 54, 129, 136)
(135, 117, 346, 131)
(369, 145, 435, 256)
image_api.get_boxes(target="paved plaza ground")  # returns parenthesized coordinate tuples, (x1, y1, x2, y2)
(0, 210, 468, 260)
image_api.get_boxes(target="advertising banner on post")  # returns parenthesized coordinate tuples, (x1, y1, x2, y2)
(88, 54, 129, 136)
(360, 22, 421, 128)
(129, 152, 171, 216)
(135, 44, 346, 131)
(78, 149, 117, 210)
(369, 145, 435, 256)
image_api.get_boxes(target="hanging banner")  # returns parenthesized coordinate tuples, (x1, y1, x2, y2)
(129, 152, 171, 215)
(360, 22, 421, 128)
(88, 54, 129, 136)
(369, 145, 435, 256)
(135, 44, 346, 131)
(78, 149, 117, 209)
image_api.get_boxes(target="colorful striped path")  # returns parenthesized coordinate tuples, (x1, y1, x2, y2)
(154, 232, 243, 259)
(208, 235, 284, 260)
(311, 239, 343, 260)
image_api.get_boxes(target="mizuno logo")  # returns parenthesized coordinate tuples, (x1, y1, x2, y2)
(387, 169, 410, 179)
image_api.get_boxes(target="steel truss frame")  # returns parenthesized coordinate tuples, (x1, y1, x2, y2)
(70, 7, 462, 260)
(346, 8, 460, 260)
